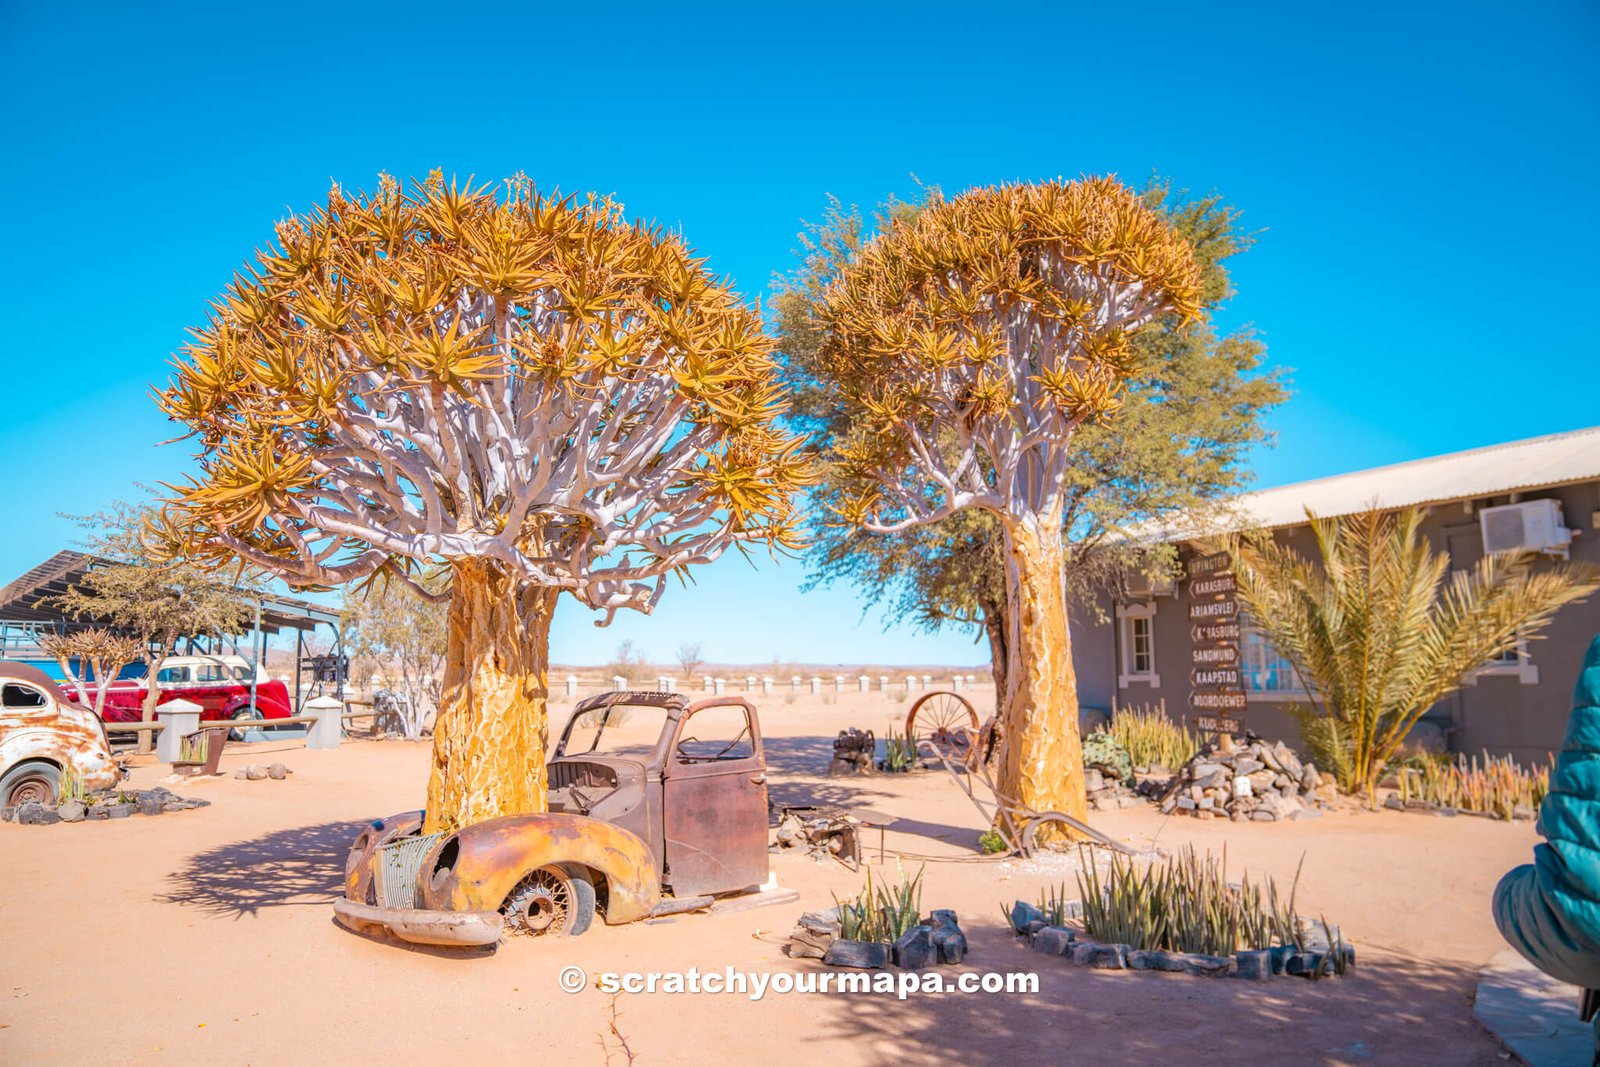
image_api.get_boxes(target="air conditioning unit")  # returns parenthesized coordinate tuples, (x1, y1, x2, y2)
(1480, 500, 1575, 558)
(1125, 570, 1177, 598)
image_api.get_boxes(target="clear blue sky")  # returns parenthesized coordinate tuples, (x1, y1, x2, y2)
(2, 1, 1595, 667)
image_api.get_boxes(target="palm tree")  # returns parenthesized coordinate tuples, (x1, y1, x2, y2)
(1230, 507, 1599, 797)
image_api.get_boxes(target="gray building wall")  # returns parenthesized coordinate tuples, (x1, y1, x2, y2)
(1069, 479, 1600, 766)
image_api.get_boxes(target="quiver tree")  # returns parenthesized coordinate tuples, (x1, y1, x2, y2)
(37, 628, 146, 720)
(814, 177, 1201, 826)
(157, 173, 807, 832)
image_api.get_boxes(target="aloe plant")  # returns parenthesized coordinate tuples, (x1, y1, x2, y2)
(882, 729, 916, 773)
(832, 862, 926, 942)
(1074, 845, 1310, 956)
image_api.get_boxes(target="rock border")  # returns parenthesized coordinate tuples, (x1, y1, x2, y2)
(1010, 900, 1353, 981)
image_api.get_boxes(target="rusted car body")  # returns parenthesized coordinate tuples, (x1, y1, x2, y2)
(0, 661, 123, 806)
(335, 691, 770, 947)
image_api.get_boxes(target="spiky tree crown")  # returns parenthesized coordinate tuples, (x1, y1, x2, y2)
(157, 172, 808, 619)
(817, 176, 1202, 529)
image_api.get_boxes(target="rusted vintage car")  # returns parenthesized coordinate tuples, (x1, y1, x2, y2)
(335, 691, 771, 947)
(0, 661, 123, 806)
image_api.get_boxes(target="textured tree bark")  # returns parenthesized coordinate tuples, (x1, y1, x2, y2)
(995, 506, 1087, 837)
(980, 592, 1009, 701)
(424, 559, 557, 833)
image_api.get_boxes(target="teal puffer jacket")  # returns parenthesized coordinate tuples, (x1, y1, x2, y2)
(1493, 633, 1600, 989)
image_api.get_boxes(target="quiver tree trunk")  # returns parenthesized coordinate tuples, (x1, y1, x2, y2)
(424, 559, 558, 833)
(995, 506, 1087, 835)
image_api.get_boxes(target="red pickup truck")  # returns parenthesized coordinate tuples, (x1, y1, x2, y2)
(60, 654, 294, 729)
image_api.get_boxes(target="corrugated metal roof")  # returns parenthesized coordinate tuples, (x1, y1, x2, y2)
(1232, 425, 1600, 530)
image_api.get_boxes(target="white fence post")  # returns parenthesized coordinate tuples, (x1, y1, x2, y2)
(791, 676, 802, 692)
(810, 676, 821, 695)
(304, 695, 343, 751)
(905, 674, 917, 694)
(761, 676, 773, 696)
(713, 677, 725, 696)
(154, 699, 202, 763)
(835, 674, 845, 693)
(565, 675, 579, 698)
(703, 675, 715, 693)
(858, 675, 870, 693)
(746, 675, 756, 691)
(880, 675, 889, 691)
(922, 674, 932, 691)
(612, 675, 627, 692)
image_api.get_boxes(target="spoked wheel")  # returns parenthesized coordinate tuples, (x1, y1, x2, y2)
(502, 865, 596, 938)
(906, 691, 980, 766)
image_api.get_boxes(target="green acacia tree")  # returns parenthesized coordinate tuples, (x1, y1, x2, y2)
(775, 179, 1285, 702)
(1230, 507, 1600, 796)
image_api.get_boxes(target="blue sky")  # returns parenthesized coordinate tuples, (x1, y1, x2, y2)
(2, 1, 1595, 666)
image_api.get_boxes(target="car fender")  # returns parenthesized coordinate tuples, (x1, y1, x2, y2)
(0, 723, 118, 792)
(428, 812, 662, 924)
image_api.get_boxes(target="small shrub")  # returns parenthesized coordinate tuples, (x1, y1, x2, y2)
(1082, 731, 1132, 785)
(1105, 703, 1199, 770)
(833, 862, 925, 943)
(1393, 751, 1549, 820)
(58, 766, 91, 803)
(978, 829, 1008, 854)
(883, 729, 915, 773)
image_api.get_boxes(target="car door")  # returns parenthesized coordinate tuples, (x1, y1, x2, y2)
(660, 700, 769, 897)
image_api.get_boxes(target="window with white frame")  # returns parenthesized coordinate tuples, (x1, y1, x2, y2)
(1467, 632, 1539, 685)
(1117, 602, 1160, 687)
(1239, 623, 1308, 697)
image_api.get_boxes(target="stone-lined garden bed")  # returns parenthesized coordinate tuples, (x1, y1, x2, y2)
(3, 786, 209, 825)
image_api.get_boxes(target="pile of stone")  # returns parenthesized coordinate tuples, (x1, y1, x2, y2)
(1084, 767, 1145, 813)
(1010, 900, 1353, 980)
(785, 908, 968, 970)
(2, 786, 210, 825)
(232, 762, 293, 781)
(772, 805, 861, 865)
(1158, 738, 1333, 822)
(826, 729, 876, 776)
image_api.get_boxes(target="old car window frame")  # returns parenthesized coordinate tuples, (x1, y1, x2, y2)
(557, 701, 671, 759)
(2, 682, 50, 711)
(674, 704, 755, 763)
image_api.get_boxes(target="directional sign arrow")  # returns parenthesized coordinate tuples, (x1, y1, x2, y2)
(1188, 599, 1239, 622)
(1188, 572, 1237, 598)
(1191, 644, 1239, 667)
(1195, 715, 1242, 734)
(1186, 551, 1231, 580)
(1188, 690, 1247, 712)
(1190, 666, 1242, 689)
(1192, 621, 1242, 644)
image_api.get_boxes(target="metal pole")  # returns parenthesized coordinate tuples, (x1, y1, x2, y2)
(294, 628, 305, 714)
(249, 599, 260, 717)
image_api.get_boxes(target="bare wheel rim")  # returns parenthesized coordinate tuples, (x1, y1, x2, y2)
(508, 868, 573, 936)
(7, 774, 55, 806)
(906, 691, 979, 757)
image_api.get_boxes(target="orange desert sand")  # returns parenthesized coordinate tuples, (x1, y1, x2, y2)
(0, 691, 1533, 1066)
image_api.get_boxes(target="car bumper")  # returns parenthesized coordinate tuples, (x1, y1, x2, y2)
(332, 897, 504, 947)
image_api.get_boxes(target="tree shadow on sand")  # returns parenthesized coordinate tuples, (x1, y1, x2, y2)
(765, 734, 902, 821)
(158, 821, 366, 919)
(811, 931, 1510, 1066)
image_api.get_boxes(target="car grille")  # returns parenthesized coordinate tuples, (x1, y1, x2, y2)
(375, 833, 445, 909)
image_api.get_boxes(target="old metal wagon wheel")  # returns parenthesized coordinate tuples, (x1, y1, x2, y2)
(503, 865, 596, 938)
(906, 691, 980, 764)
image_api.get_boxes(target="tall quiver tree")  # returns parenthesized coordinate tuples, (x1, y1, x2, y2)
(816, 178, 1201, 826)
(157, 173, 807, 832)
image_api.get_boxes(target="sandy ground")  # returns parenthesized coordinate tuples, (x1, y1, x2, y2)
(0, 692, 1539, 1066)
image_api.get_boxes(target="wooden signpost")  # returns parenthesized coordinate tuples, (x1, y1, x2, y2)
(1186, 551, 1244, 738)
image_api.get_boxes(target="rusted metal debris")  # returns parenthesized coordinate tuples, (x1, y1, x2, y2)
(827, 728, 876, 776)
(773, 805, 861, 869)
(337, 689, 777, 949)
